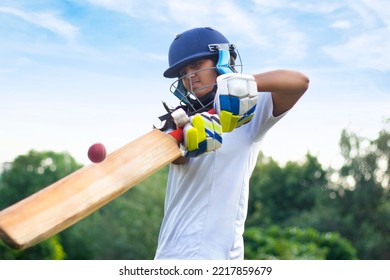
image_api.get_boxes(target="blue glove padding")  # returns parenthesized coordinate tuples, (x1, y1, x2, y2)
(214, 73, 258, 132)
(182, 112, 222, 157)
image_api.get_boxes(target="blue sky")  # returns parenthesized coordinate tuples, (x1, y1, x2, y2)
(0, 0, 389, 169)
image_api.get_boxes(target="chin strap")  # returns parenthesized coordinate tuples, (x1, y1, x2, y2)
(187, 90, 216, 113)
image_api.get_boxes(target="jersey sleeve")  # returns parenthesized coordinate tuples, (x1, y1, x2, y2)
(243, 91, 288, 143)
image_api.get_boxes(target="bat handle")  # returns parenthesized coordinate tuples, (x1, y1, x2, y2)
(168, 109, 216, 143)
(169, 128, 184, 143)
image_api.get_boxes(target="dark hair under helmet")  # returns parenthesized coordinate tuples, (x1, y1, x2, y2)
(164, 27, 237, 78)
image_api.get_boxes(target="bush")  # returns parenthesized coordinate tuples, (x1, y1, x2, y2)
(244, 225, 357, 260)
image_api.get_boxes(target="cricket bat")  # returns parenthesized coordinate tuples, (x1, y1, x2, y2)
(0, 129, 183, 250)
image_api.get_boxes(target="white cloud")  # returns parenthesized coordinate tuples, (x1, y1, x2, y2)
(83, 0, 265, 47)
(83, 0, 168, 21)
(323, 28, 390, 71)
(0, 6, 78, 41)
(163, 0, 261, 39)
(330, 20, 352, 29)
(347, 0, 390, 28)
(361, 0, 390, 20)
(145, 52, 166, 61)
(253, 0, 342, 14)
(321, 1, 390, 71)
(77, 0, 308, 64)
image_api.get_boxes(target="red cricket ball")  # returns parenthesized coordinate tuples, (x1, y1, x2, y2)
(88, 143, 106, 163)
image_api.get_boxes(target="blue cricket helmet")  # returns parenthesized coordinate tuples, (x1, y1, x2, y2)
(164, 27, 237, 78)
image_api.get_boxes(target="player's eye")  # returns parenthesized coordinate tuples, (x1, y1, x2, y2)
(179, 70, 187, 77)
(189, 61, 202, 70)
(180, 61, 204, 78)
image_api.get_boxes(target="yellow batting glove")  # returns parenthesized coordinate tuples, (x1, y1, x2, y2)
(182, 112, 222, 157)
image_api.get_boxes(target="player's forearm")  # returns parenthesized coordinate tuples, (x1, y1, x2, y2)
(254, 70, 309, 94)
(253, 70, 309, 116)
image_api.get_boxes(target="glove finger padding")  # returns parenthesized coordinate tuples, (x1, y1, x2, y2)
(214, 73, 258, 132)
(183, 112, 222, 157)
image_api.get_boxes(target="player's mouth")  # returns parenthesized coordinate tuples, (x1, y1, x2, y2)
(192, 81, 201, 88)
(190, 78, 202, 87)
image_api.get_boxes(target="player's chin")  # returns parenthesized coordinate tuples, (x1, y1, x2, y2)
(194, 86, 214, 98)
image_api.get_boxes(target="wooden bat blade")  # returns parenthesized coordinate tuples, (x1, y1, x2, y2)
(0, 129, 181, 250)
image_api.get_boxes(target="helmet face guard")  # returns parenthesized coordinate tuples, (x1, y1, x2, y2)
(170, 47, 242, 113)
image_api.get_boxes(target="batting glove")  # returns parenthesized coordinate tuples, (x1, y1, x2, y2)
(182, 112, 222, 157)
(214, 73, 258, 132)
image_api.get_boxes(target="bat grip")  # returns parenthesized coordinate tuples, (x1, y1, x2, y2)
(168, 109, 216, 143)
(169, 128, 184, 143)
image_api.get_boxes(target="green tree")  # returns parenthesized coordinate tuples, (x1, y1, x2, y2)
(244, 225, 357, 260)
(0, 236, 65, 260)
(0, 150, 82, 259)
(288, 127, 390, 259)
(0, 150, 82, 209)
(247, 153, 327, 227)
(329, 128, 389, 259)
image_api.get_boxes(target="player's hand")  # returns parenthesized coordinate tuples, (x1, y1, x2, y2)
(182, 112, 222, 157)
(214, 73, 258, 132)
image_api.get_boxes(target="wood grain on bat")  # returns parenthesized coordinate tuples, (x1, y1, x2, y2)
(0, 129, 181, 250)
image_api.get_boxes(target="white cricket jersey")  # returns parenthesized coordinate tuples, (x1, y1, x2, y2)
(155, 92, 287, 259)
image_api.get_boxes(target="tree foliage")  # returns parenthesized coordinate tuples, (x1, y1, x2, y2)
(0, 150, 82, 209)
(247, 153, 328, 227)
(1, 125, 389, 259)
(326, 128, 390, 259)
(300, 128, 390, 259)
(0, 150, 82, 259)
(0, 236, 65, 260)
(244, 225, 357, 260)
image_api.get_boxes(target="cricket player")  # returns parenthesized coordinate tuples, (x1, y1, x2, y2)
(155, 27, 309, 259)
